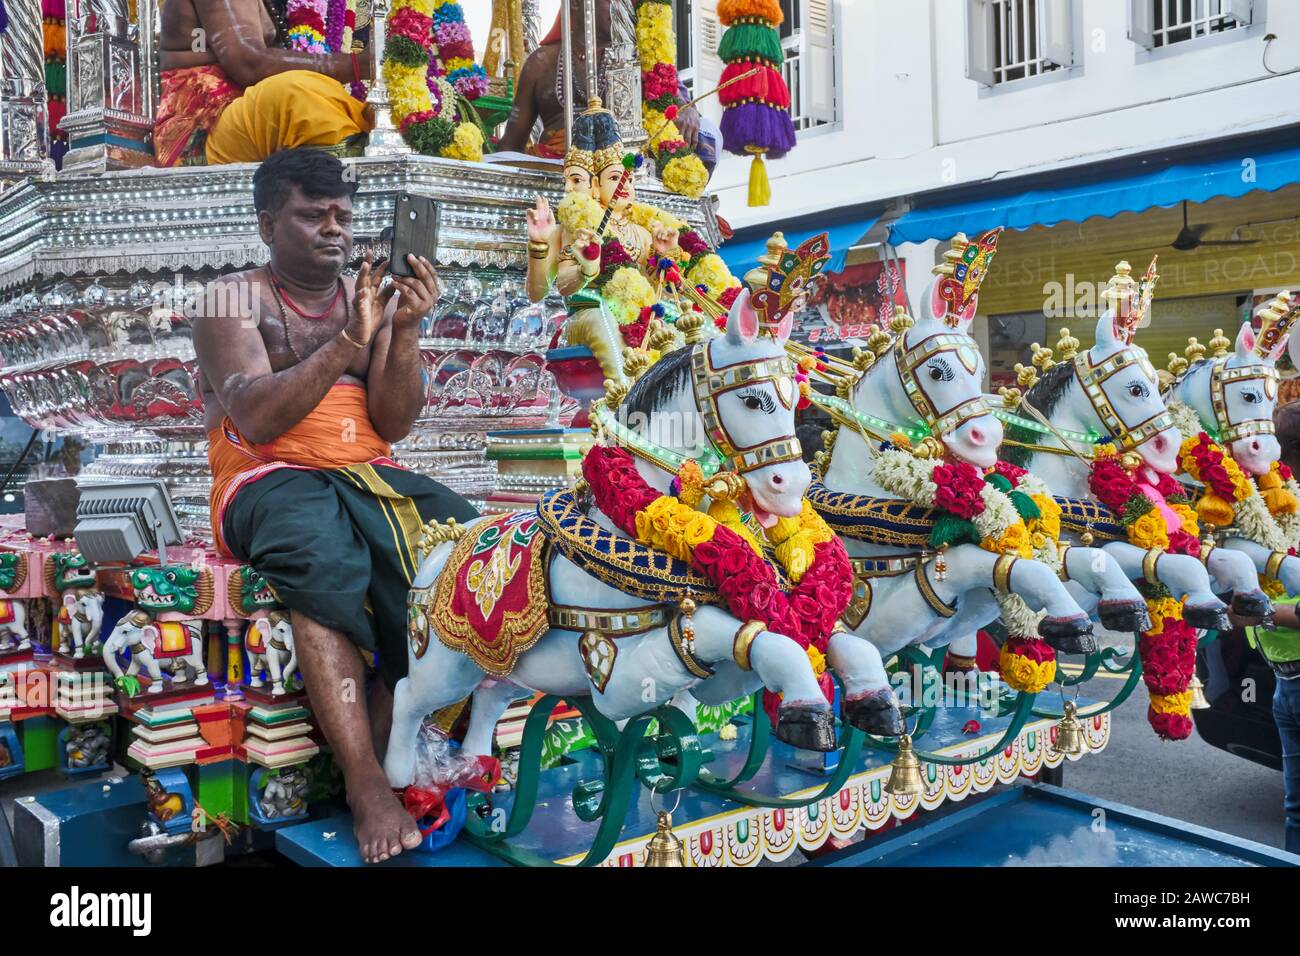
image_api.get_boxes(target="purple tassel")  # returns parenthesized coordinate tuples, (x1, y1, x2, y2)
(721, 102, 796, 160)
(0, 2, 9, 34)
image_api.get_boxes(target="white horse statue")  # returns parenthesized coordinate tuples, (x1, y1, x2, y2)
(1003, 311, 1261, 626)
(384, 289, 902, 789)
(1166, 296, 1300, 597)
(808, 236, 1132, 674)
(102, 610, 209, 694)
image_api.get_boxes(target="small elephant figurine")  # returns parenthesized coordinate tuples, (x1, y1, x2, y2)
(0, 598, 29, 652)
(102, 610, 208, 694)
(246, 611, 297, 696)
(56, 590, 104, 659)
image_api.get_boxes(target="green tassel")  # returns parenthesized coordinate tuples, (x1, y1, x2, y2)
(718, 23, 785, 65)
(985, 473, 1012, 493)
(930, 513, 980, 550)
(1009, 490, 1040, 522)
(45, 62, 65, 96)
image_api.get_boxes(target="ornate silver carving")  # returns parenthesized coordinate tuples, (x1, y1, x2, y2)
(364, 0, 411, 157)
(606, 0, 647, 152)
(0, 0, 55, 177)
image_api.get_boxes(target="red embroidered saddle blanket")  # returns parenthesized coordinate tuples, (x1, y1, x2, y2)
(431, 512, 549, 677)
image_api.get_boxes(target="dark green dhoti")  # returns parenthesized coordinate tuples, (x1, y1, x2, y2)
(222, 462, 479, 688)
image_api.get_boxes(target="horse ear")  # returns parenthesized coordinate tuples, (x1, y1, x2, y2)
(1235, 322, 1257, 362)
(1093, 310, 1123, 358)
(725, 288, 759, 346)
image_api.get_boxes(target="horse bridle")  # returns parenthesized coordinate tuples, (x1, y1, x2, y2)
(895, 332, 991, 438)
(1073, 347, 1173, 453)
(1207, 355, 1279, 445)
(691, 344, 802, 475)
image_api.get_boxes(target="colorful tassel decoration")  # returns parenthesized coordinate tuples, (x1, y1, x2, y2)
(716, 0, 796, 206)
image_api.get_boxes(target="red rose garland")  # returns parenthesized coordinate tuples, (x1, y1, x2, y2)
(1088, 450, 1200, 740)
(582, 445, 849, 721)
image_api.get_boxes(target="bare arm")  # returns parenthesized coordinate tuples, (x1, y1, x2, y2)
(554, 227, 601, 298)
(496, 55, 544, 152)
(193, 278, 362, 445)
(366, 255, 438, 442)
(199, 0, 366, 88)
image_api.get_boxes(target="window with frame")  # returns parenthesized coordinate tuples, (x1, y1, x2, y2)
(689, 0, 836, 130)
(1129, 0, 1252, 50)
(966, 0, 1075, 87)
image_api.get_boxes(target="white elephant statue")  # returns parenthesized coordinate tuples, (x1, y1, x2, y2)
(0, 598, 29, 652)
(102, 610, 208, 694)
(245, 610, 297, 696)
(56, 590, 105, 659)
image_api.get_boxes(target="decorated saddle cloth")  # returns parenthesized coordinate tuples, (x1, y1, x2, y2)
(152, 621, 195, 659)
(805, 480, 935, 548)
(0, 600, 14, 626)
(1054, 497, 1126, 542)
(424, 511, 550, 677)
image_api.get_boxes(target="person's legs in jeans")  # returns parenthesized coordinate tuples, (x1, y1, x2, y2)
(1274, 676, 1300, 854)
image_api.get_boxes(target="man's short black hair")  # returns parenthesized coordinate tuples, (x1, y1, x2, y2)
(252, 148, 358, 216)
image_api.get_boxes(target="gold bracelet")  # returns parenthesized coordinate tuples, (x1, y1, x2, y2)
(339, 328, 366, 349)
(1056, 544, 1072, 582)
(1267, 550, 1288, 581)
(732, 620, 764, 672)
(992, 554, 1017, 594)
(528, 239, 549, 255)
(1142, 548, 1161, 585)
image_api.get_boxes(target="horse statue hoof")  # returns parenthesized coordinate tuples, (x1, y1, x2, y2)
(842, 692, 905, 736)
(774, 704, 838, 752)
(1231, 591, 1272, 620)
(1183, 603, 1231, 632)
(1096, 600, 1151, 634)
(1037, 616, 1097, 655)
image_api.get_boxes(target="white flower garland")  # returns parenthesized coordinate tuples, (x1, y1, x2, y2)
(869, 449, 1060, 635)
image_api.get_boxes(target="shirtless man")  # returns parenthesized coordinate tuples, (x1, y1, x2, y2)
(155, 0, 372, 166)
(496, 0, 702, 157)
(195, 148, 477, 863)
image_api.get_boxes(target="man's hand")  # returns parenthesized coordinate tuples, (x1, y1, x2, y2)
(348, 255, 390, 347)
(526, 195, 554, 242)
(677, 103, 701, 150)
(390, 255, 440, 329)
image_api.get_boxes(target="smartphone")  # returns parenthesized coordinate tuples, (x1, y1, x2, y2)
(389, 193, 439, 277)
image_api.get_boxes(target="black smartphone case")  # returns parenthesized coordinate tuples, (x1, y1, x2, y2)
(390, 193, 439, 277)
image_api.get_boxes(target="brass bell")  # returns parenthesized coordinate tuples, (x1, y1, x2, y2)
(884, 734, 924, 797)
(1052, 700, 1088, 757)
(644, 810, 685, 867)
(1188, 673, 1211, 710)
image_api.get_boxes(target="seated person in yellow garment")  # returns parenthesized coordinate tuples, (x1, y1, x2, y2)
(195, 149, 477, 862)
(155, 0, 374, 166)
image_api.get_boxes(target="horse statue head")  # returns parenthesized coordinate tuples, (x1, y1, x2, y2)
(1170, 292, 1298, 476)
(833, 231, 1004, 469)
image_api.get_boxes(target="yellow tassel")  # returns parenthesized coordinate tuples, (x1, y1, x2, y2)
(1194, 492, 1235, 528)
(746, 149, 771, 207)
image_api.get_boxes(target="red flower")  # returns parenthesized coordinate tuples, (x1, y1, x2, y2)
(932, 461, 987, 519)
(1003, 635, 1056, 664)
(1281, 464, 1293, 481)
(718, 286, 741, 310)
(641, 62, 679, 100)
(679, 230, 710, 257)
(992, 460, 1027, 486)
(1148, 709, 1193, 740)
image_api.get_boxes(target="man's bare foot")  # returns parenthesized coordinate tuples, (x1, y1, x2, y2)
(350, 775, 422, 864)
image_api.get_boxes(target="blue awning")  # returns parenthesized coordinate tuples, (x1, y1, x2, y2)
(888, 142, 1300, 245)
(720, 216, 879, 276)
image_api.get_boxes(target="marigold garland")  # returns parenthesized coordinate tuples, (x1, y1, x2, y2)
(634, 0, 708, 198)
(583, 444, 851, 722)
(1177, 431, 1253, 528)
(1088, 446, 1198, 739)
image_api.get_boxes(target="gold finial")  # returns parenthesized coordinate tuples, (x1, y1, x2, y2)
(812, 450, 829, 472)
(821, 429, 837, 451)
(835, 378, 853, 399)
(622, 347, 650, 381)
(932, 233, 971, 278)
(1253, 290, 1300, 359)
(850, 345, 876, 372)
(1208, 328, 1231, 358)
(1103, 260, 1142, 344)
(1185, 336, 1206, 364)
(1014, 362, 1039, 390)
(1055, 327, 1079, 361)
(1030, 342, 1055, 373)
(675, 310, 710, 345)
(867, 327, 894, 356)
(1166, 352, 1189, 378)
(743, 232, 789, 294)
(585, 96, 603, 112)
(603, 378, 630, 408)
(889, 305, 914, 334)
(646, 319, 678, 354)
(999, 386, 1022, 409)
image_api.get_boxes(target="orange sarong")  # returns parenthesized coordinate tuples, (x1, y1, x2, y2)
(154, 64, 243, 168)
(208, 383, 391, 555)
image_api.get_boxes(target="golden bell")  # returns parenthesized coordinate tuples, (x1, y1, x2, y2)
(884, 734, 924, 797)
(1051, 700, 1087, 757)
(644, 811, 685, 867)
(1188, 673, 1211, 711)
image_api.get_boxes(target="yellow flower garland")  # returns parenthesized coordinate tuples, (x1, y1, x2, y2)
(556, 193, 605, 233)
(997, 644, 1056, 694)
(602, 267, 657, 325)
